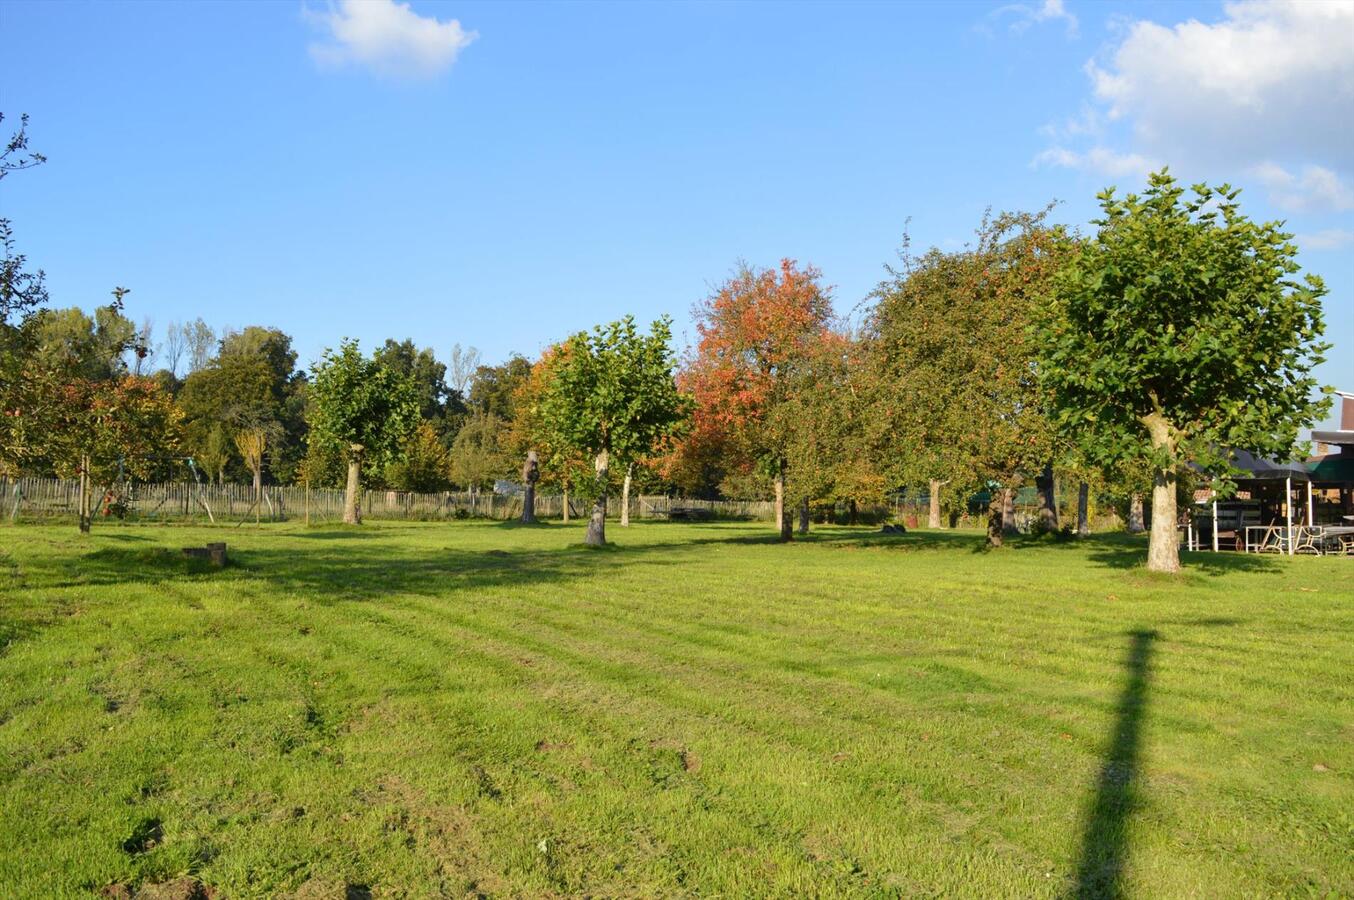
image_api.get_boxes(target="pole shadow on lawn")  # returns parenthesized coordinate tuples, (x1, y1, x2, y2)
(1071, 628, 1157, 899)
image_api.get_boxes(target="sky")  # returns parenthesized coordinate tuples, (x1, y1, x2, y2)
(2, 0, 1351, 425)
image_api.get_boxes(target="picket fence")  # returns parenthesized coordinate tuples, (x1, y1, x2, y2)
(1, 476, 780, 525)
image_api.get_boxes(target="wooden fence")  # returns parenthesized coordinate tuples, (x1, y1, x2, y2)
(1, 477, 781, 525)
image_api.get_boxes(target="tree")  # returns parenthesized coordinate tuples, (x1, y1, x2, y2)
(197, 424, 231, 485)
(374, 338, 465, 442)
(1038, 171, 1330, 572)
(541, 316, 686, 546)
(30, 305, 137, 381)
(449, 411, 508, 496)
(388, 421, 453, 492)
(161, 319, 186, 377)
(686, 260, 836, 540)
(468, 355, 532, 419)
(863, 212, 1069, 546)
(308, 339, 419, 524)
(506, 344, 591, 523)
(183, 318, 216, 373)
(775, 331, 879, 533)
(131, 318, 157, 376)
(448, 343, 481, 399)
(46, 376, 182, 532)
(178, 326, 306, 483)
(234, 427, 267, 523)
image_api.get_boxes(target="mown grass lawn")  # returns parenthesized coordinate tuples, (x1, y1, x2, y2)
(1, 520, 1350, 898)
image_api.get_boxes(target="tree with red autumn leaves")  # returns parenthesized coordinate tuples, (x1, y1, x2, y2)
(684, 259, 836, 541)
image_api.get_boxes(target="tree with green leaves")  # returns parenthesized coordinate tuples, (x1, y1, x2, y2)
(178, 326, 306, 483)
(864, 211, 1070, 545)
(29, 305, 137, 382)
(449, 410, 508, 497)
(468, 355, 533, 419)
(374, 338, 466, 443)
(387, 421, 454, 493)
(307, 339, 419, 524)
(506, 343, 592, 523)
(1038, 171, 1330, 572)
(541, 316, 686, 546)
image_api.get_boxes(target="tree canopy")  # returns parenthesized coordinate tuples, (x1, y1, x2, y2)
(1038, 170, 1330, 571)
(307, 339, 419, 523)
(541, 316, 686, 545)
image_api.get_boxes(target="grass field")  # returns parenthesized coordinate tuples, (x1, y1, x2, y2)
(1, 520, 1351, 898)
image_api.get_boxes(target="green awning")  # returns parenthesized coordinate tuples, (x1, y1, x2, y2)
(1307, 454, 1354, 483)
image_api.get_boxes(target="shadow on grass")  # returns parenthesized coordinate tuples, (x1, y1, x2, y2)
(39, 521, 1282, 597)
(46, 536, 697, 601)
(678, 525, 1284, 574)
(1071, 628, 1157, 899)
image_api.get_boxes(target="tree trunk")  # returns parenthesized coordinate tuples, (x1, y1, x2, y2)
(521, 481, 536, 524)
(1001, 487, 1018, 535)
(78, 454, 92, 534)
(253, 466, 262, 526)
(562, 483, 570, 523)
(620, 464, 633, 527)
(520, 450, 538, 524)
(1142, 413, 1180, 573)
(797, 497, 810, 534)
(986, 493, 1003, 547)
(1036, 462, 1058, 531)
(1127, 493, 1145, 533)
(343, 444, 363, 525)
(585, 450, 608, 546)
(1077, 481, 1090, 538)
(848, 499, 858, 526)
(928, 479, 943, 529)
(774, 459, 792, 542)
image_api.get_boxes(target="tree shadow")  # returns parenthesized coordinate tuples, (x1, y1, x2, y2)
(1083, 544, 1281, 574)
(1071, 628, 1157, 899)
(33, 536, 699, 600)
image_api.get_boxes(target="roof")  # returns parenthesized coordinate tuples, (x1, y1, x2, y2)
(1307, 453, 1354, 483)
(1229, 449, 1311, 482)
(1311, 429, 1354, 447)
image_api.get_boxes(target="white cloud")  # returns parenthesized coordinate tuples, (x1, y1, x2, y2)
(1250, 163, 1354, 213)
(1086, 1, 1354, 170)
(991, 0, 1079, 37)
(1033, 145, 1158, 178)
(306, 0, 477, 79)
(1293, 228, 1354, 251)
(1037, 1, 1354, 211)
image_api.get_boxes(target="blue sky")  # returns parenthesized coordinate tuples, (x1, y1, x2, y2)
(3, 0, 1351, 423)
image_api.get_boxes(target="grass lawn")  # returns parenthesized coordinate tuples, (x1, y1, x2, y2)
(1, 520, 1351, 898)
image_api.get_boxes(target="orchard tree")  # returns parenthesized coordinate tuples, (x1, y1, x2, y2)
(864, 213, 1069, 545)
(541, 316, 686, 546)
(686, 260, 835, 541)
(506, 344, 591, 523)
(308, 339, 418, 524)
(774, 331, 881, 532)
(1039, 171, 1330, 572)
(47, 376, 182, 532)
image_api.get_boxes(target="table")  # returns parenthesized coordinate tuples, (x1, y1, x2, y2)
(1320, 526, 1354, 555)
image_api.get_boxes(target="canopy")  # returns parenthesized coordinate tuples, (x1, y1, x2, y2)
(1307, 453, 1354, 483)
(1229, 449, 1310, 482)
